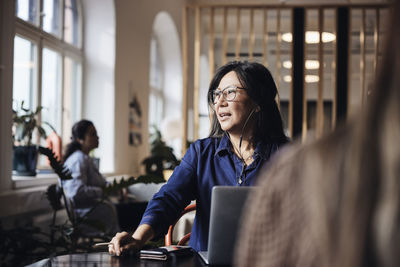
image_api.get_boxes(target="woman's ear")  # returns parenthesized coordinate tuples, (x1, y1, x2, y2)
(255, 105, 261, 112)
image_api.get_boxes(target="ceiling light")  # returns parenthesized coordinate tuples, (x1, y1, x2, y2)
(282, 33, 293, 42)
(305, 75, 319, 83)
(283, 75, 292, 83)
(282, 75, 320, 83)
(282, 61, 292, 69)
(305, 60, 319, 69)
(282, 31, 336, 44)
(282, 60, 320, 70)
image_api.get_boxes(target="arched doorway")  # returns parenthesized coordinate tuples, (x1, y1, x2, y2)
(149, 11, 183, 157)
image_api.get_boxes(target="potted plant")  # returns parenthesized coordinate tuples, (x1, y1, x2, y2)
(142, 126, 180, 180)
(12, 101, 53, 176)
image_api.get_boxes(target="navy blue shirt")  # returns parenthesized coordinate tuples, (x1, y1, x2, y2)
(139, 135, 280, 251)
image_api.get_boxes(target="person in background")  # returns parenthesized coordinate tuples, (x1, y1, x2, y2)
(108, 61, 289, 255)
(235, 1, 400, 266)
(63, 119, 118, 236)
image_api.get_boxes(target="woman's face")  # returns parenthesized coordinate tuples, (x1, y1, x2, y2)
(214, 71, 256, 136)
(81, 125, 99, 152)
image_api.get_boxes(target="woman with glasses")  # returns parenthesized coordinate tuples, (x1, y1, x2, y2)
(108, 61, 288, 255)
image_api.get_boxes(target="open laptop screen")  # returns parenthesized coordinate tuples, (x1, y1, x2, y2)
(199, 186, 254, 265)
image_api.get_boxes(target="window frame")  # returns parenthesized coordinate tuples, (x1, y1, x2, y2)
(13, 0, 83, 174)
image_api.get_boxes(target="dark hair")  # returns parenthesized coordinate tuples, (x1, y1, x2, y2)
(63, 119, 94, 162)
(208, 61, 288, 145)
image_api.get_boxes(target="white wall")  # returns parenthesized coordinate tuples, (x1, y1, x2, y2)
(0, 0, 15, 193)
(114, 0, 185, 176)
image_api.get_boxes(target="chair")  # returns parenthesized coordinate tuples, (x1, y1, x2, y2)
(39, 146, 110, 243)
(165, 203, 196, 246)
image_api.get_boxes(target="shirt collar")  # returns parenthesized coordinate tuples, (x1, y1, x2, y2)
(215, 134, 231, 157)
(253, 141, 272, 160)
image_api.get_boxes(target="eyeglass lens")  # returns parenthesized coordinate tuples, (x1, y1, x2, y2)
(213, 86, 238, 104)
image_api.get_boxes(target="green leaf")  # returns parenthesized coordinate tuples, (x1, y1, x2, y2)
(37, 125, 47, 138)
(143, 125, 180, 176)
(46, 184, 63, 210)
(12, 101, 55, 145)
(34, 105, 43, 115)
(38, 146, 72, 181)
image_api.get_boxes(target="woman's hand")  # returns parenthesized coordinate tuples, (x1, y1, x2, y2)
(108, 231, 143, 256)
(108, 225, 154, 256)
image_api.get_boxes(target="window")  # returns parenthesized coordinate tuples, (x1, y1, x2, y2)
(16, 0, 39, 25)
(13, 0, 83, 170)
(12, 35, 37, 111)
(42, 0, 62, 37)
(41, 47, 62, 133)
(148, 36, 164, 130)
(149, 12, 183, 158)
(62, 56, 82, 143)
(64, 0, 81, 46)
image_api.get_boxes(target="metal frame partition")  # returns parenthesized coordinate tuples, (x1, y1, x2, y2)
(181, 3, 388, 153)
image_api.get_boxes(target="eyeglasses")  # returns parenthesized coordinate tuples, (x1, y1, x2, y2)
(211, 85, 246, 104)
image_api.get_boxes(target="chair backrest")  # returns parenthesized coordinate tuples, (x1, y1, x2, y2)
(53, 178, 76, 226)
(58, 178, 109, 238)
(165, 203, 196, 246)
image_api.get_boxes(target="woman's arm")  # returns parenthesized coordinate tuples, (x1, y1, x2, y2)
(138, 142, 199, 237)
(109, 224, 155, 256)
(108, 141, 201, 257)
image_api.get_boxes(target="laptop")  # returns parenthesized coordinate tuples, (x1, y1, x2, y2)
(198, 186, 254, 265)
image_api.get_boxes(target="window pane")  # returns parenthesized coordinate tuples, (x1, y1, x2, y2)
(43, 0, 62, 37)
(148, 36, 164, 132)
(13, 36, 37, 111)
(149, 37, 163, 90)
(64, 0, 81, 46)
(41, 47, 62, 134)
(16, 0, 39, 25)
(63, 57, 82, 144)
(149, 94, 158, 128)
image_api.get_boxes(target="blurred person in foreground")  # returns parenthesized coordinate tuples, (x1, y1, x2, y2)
(235, 1, 400, 266)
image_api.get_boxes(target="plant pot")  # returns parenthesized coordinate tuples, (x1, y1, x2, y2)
(12, 145, 38, 176)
